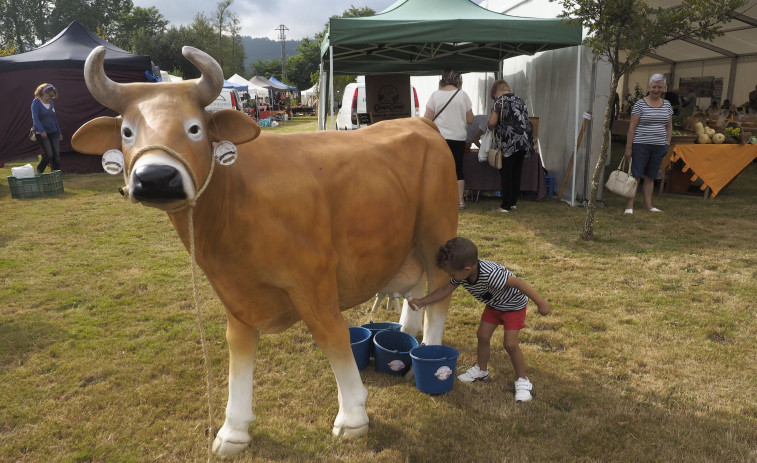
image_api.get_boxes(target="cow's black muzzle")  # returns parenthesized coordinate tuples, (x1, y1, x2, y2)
(132, 165, 186, 202)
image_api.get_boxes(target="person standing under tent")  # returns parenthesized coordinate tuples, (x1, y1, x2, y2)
(623, 74, 672, 215)
(488, 79, 535, 213)
(424, 68, 474, 210)
(749, 84, 757, 113)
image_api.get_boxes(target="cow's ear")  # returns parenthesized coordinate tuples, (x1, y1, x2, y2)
(208, 110, 260, 144)
(72, 117, 122, 155)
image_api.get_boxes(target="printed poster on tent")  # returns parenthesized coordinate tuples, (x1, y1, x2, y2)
(365, 74, 412, 124)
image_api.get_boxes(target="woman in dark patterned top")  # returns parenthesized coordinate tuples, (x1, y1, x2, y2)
(488, 80, 535, 213)
(624, 74, 672, 215)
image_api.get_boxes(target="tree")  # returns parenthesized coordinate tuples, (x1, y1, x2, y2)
(112, 6, 168, 51)
(48, 0, 132, 43)
(552, 0, 747, 241)
(0, 0, 50, 51)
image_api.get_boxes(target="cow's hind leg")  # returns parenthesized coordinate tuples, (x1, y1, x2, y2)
(313, 315, 369, 438)
(290, 280, 369, 438)
(212, 312, 259, 458)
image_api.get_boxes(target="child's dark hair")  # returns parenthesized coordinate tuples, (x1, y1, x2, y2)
(435, 237, 478, 270)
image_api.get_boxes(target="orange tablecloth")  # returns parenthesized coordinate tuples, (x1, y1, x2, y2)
(669, 144, 757, 198)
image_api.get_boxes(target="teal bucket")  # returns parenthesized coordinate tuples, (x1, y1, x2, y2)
(349, 326, 372, 371)
(373, 329, 418, 375)
(410, 344, 460, 394)
(360, 321, 402, 357)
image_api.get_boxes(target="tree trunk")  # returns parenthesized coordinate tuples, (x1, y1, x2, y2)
(581, 76, 620, 241)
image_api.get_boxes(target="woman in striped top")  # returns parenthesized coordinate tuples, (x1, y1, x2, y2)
(624, 74, 673, 215)
(408, 237, 550, 402)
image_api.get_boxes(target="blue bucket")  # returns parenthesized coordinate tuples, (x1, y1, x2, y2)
(410, 344, 460, 394)
(373, 329, 418, 375)
(349, 326, 372, 370)
(360, 321, 402, 357)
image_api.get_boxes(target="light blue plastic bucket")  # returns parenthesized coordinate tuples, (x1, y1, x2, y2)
(373, 329, 418, 375)
(360, 321, 402, 357)
(349, 326, 372, 371)
(410, 344, 460, 394)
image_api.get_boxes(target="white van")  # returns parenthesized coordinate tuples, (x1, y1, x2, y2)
(206, 88, 243, 112)
(336, 82, 421, 130)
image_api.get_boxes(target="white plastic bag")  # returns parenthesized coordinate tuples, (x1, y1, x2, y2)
(11, 163, 35, 179)
(478, 130, 492, 162)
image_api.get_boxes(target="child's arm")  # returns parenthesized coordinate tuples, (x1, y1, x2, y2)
(407, 282, 457, 311)
(506, 276, 550, 315)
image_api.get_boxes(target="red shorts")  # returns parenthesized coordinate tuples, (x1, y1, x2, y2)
(481, 305, 526, 330)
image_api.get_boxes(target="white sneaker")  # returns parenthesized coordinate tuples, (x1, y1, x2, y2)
(457, 364, 489, 382)
(624, 209, 633, 215)
(514, 377, 533, 402)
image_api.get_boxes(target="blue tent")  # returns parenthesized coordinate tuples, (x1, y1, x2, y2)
(223, 79, 248, 92)
(268, 76, 296, 91)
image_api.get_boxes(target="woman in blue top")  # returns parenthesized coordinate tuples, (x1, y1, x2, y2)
(624, 74, 672, 214)
(31, 83, 63, 173)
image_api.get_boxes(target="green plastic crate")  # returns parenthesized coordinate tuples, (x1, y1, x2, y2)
(8, 170, 64, 199)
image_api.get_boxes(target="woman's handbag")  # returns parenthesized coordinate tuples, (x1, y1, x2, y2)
(605, 157, 638, 198)
(29, 128, 36, 141)
(487, 147, 502, 169)
(478, 130, 492, 162)
(487, 103, 504, 169)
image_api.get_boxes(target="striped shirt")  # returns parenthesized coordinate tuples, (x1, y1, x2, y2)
(631, 99, 673, 145)
(450, 260, 528, 312)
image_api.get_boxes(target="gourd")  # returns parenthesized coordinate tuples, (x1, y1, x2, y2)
(712, 133, 725, 144)
(705, 127, 716, 137)
(697, 134, 711, 144)
(694, 121, 705, 135)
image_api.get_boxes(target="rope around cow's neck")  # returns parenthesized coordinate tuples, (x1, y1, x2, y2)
(188, 206, 217, 462)
(125, 144, 217, 459)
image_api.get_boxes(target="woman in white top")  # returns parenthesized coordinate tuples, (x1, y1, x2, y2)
(424, 69, 474, 210)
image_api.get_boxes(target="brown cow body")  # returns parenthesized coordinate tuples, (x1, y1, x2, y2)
(73, 46, 457, 458)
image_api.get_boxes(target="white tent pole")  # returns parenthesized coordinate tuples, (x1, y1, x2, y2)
(329, 46, 335, 131)
(317, 60, 325, 130)
(570, 46, 581, 207)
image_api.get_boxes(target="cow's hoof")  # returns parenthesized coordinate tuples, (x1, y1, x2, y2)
(212, 435, 250, 458)
(333, 422, 370, 438)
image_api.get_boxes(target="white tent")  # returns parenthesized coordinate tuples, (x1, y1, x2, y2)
(301, 84, 319, 106)
(228, 73, 268, 98)
(621, 0, 757, 112)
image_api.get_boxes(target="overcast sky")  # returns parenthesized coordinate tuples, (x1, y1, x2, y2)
(131, 0, 400, 40)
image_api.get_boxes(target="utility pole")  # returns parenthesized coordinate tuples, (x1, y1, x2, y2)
(275, 24, 289, 81)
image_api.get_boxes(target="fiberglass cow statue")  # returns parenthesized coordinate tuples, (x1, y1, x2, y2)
(72, 46, 458, 458)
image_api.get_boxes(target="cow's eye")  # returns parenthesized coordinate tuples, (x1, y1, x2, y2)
(185, 119, 203, 141)
(121, 123, 136, 146)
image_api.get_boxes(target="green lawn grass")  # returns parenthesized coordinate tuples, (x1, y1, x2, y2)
(1, 124, 755, 462)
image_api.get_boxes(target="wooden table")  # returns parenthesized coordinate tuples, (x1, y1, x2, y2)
(660, 144, 757, 198)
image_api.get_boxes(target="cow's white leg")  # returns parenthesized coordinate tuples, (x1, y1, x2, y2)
(399, 278, 426, 336)
(212, 313, 259, 458)
(311, 319, 369, 438)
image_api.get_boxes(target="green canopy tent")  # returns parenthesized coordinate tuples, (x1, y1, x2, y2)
(318, 0, 582, 129)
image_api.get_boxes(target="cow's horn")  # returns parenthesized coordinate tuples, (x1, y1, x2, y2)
(182, 46, 223, 107)
(84, 46, 124, 110)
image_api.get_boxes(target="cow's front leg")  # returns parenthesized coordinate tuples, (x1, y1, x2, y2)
(212, 312, 259, 458)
